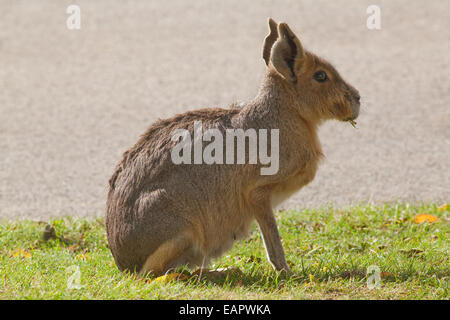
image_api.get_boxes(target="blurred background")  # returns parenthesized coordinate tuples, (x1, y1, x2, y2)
(0, 0, 448, 219)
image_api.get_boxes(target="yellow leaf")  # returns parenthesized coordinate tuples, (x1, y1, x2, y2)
(12, 248, 31, 259)
(413, 214, 439, 224)
(152, 273, 188, 284)
(76, 253, 90, 260)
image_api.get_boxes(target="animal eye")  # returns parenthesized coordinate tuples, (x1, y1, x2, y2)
(313, 71, 328, 82)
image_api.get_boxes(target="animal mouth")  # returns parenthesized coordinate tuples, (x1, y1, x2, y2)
(344, 105, 359, 126)
(344, 107, 359, 128)
(347, 119, 357, 128)
(345, 97, 360, 125)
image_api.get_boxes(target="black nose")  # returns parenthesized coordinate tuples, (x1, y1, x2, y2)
(355, 94, 360, 103)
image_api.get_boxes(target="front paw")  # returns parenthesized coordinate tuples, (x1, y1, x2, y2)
(273, 263, 292, 275)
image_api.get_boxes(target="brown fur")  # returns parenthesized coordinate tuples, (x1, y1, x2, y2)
(106, 19, 360, 275)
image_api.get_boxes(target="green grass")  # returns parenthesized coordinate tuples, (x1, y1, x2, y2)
(0, 203, 448, 299)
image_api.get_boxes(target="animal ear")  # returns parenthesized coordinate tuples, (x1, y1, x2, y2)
(270, 23, 305, 83)
(262, 18, 278, 66)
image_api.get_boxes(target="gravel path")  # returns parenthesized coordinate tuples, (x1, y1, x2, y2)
(1, 0, 449, 220)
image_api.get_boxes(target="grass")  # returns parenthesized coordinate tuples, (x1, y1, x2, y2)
(0, 203, 448, 299)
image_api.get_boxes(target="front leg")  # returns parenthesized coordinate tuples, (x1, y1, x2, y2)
(250, 189, 290, 272)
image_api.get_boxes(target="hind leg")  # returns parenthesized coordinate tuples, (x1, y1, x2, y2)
(139, 231, 196, 277)
(166, 244, 208, 271)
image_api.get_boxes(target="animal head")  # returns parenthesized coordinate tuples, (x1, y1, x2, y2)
(263, 18, 360, 124)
